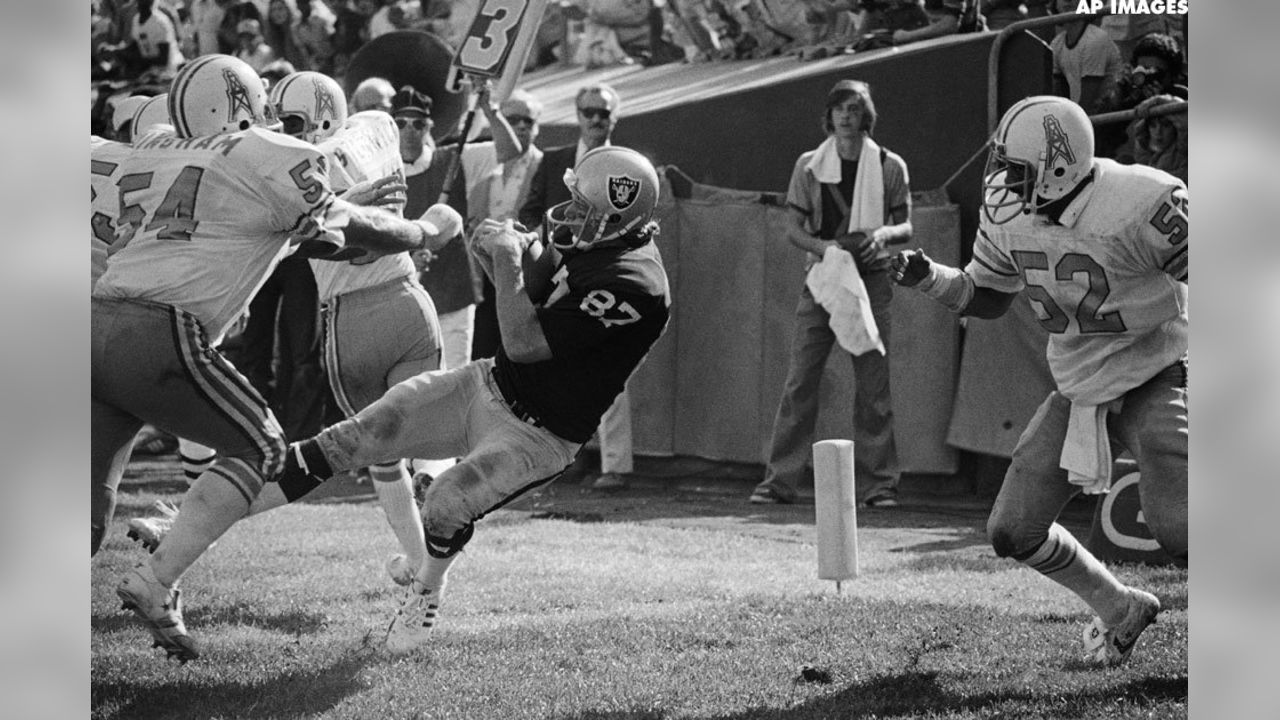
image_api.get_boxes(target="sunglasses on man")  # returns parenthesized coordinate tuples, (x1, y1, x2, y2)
(505, 115, 535, 126)
(578, 107, 611, 121)
(395, 116, 431, 130)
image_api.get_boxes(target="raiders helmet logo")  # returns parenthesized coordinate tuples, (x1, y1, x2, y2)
(223, 68, 256, 123)
(608, 175, 641, 211)
(1042, 114, 1076, 173)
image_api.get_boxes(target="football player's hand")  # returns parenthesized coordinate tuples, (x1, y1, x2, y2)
(890, 248, 932, 287)
(410, 248, 434, 272)
(472, 219, 530, 260)
(342, 174, 407, 207)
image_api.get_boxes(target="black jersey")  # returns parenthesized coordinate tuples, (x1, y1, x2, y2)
(493, 239, 670, 443)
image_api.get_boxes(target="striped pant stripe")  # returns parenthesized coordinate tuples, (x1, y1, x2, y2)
(169, 308, 284, 477)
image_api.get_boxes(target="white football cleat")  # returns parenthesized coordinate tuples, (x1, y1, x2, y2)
(1082, 588, 1161, 666)
(126, 499, 179, 553)
(385, 580, 445, 654)
(116, 563, 199, 663)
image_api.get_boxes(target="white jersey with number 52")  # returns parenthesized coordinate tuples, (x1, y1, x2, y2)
(968, 158, 1188, 405)
(93, 127, 347, 344)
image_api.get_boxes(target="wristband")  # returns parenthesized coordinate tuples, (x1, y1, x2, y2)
(916, 263, 975, 314)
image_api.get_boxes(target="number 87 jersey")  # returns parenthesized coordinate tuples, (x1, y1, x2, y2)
(93, 127, 344, 345)
(968, 158, 1188, 405)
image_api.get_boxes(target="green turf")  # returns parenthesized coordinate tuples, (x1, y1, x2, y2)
(92, 464, 1187, 719)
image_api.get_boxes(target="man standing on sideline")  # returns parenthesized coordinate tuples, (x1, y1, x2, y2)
(519, 83, 635, 490)
(461, 87, 545, 364)
(750, 79, 911, 509)
(891, 95, 1186, 665)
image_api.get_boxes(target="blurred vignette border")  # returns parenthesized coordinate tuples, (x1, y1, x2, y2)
(1189, 4, 1280, 719)
(0, 1, 1269, 718)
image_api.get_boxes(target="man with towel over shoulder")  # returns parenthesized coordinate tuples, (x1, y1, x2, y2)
(749, 79, 913, 509)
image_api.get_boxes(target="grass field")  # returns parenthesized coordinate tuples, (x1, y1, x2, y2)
(91, 459, 1187, 719)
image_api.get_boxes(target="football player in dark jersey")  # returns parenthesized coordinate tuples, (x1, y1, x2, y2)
(262, 145, 671, 652)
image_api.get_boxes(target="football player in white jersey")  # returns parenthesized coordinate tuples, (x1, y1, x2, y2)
(96, 55, 460, 662)
(278, 71, 445, 586)
(891, 96, 1187, 667)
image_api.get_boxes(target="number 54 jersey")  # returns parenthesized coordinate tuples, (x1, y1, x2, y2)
(968, 158, 1188, 405)
(93, 127, 347, 344)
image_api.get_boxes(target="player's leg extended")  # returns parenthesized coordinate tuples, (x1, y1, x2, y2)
(100, 300, 285, 660)
(986, 392, 1132, 623)
(851, 270, 899, 503)
(133, 308, 287, 587)
(384, 381, 581, 651)
(758, 286, 837, 500)
(1111, 360, 1189, 566)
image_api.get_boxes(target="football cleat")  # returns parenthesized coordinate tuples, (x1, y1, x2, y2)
(116, 564, 199, 662)
(126, 499, 179, 553)
(385, 580, 445, 654)
(1082, 588, 1161, 666)
(385, 553, 415, 587)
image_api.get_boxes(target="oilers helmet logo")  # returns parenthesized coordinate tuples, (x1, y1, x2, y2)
(223, 69, 256, 124)
(1042, 114, 1076, 175)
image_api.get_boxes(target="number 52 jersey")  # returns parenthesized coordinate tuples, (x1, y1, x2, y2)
(968, 158, 1188, 405)
(93, 127, 347, 344)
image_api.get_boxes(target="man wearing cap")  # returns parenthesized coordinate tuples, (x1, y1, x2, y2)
(749, 79, 913, 509)
(517, 83, 634, 491)
(392, 86, 476, 375)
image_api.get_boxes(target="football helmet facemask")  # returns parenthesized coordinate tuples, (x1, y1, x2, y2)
(982, 95, 1094, 225)
(168, 54, 277, 138)
(269, 71, 348, 144)
(546, 146, 659, 251)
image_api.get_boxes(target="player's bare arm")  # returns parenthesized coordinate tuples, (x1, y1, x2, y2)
(310, 201, 462, 262)
(891, 248, 1016, 319)
(475, 219, 552, 362)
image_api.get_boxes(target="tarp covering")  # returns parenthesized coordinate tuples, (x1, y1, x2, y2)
(626, 171, 962, 473)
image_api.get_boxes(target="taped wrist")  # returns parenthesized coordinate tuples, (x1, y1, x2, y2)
(916, 263, 974, 313)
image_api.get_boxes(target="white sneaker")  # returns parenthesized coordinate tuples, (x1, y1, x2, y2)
(1082, 588, 1161, 666)
(116, 563, 199, 662)
(126, 500, 179, 553)
(385, 553, 415, 587)
(385, 580, 445, 653)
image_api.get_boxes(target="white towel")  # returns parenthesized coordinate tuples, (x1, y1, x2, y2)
(1061, 399, 1123, 494)
(804, 136, 885, 234)
(806, 245, 885, 357)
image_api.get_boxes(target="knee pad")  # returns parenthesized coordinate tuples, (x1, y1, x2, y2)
(421, 463, 487, 555)
(426, 523, 475, 559)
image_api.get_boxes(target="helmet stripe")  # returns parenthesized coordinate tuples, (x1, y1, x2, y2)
(170, 55, 220, 138)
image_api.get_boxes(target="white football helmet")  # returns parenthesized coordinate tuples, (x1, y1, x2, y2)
(546, 146, 659, 251)
(130, 94, 171, 141)
(168, 54, 276, 138)
(982, 95, 1095, 224)
(111, 95, 150, 135)
(269, 71, 348, 144)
